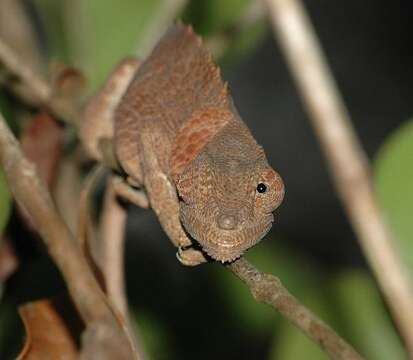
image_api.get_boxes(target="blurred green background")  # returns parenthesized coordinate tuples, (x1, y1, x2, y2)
(0, 0, 412, 359)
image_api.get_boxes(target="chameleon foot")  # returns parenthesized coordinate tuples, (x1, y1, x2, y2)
(112, 176, 149, 208)
(177, 247, 208, 266)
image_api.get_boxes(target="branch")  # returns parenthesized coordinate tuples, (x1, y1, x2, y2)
(0, 37, 117, 170)
(264, 0, 413, 353)
(99, 176, 129, 318)
(100, 177, 149, 360)
(0, 37, 80, 124)
(0, 0, 43, 71)
(0, 112, 137, 359)
(54, 153, 84, 234)
(77, 169, 148, 359)
(228, 258, 363, 360)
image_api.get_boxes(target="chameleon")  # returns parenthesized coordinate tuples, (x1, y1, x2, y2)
(80, 23, 284, 266)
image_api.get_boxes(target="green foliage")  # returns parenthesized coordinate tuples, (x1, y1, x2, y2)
(131, 310, 171, 360)
(65, 0, 161, 92)
(184, 0, 268, 66)
(34, 0, 161, 91)
(331, 271, 404, 360)
(33, 0, 268, 91)
(374, 119, 413, 273)
(220, 20, 268, 65)
(271, 271, 404, 360)
(32, 0, 70, 62)
(183, 0, 251, 35)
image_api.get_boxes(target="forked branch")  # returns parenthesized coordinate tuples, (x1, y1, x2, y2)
(0, 39, 79, 124)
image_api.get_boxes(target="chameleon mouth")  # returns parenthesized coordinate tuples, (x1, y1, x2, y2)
(182, 213, 274, 263)
(201, 218, 274, 263)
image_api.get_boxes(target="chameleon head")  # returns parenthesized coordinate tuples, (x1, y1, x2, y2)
(176, 150, 284, 263)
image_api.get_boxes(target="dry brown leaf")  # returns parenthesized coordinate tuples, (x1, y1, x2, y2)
(20, 113, 64, 189)
(18, 113, 64, 231)
(17, 298, 81, 360)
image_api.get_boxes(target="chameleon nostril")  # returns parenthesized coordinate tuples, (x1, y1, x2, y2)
(217, 214, 237, 230)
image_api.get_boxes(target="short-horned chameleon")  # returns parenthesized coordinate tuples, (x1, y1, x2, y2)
(81, 24, 284, 266)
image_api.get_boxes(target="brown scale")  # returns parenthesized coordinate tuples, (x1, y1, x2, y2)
(114, 23, 231, 179)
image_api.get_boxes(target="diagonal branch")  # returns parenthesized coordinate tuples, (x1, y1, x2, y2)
(0, 37, 117, 171)
(0, 38, 80, 124)
(263, 0, 413, 354)
(0, 111, 137, 359)
(229, 258, 363, 360)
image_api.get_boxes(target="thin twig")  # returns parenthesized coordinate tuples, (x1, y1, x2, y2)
(0, 111, 136, 359)
(228, 258, 363, 360)
(99, 177, 149, 360)
(76, 169, 148, 360)
(0, 37, 79, 124)
(0, 37, 118, 170)
(264, 0, 413, 354)
(54, 153, 84, 234)
(100, 176, 129, 319)
(0, 0, 43, 72)
(77, 165, 106, 289)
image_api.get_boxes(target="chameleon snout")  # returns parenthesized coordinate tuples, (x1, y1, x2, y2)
(217, 213, 238, 230)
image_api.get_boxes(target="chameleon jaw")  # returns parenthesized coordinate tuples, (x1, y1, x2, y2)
(203, 221, 273, 263)
(183, 214, 274, 263)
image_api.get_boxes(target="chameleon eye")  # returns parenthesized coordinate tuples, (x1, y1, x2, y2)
(257, 183, 267, 193)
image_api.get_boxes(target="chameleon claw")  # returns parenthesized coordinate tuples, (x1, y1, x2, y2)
(112, 176, 149, 208)
(176, 247, 208, 266)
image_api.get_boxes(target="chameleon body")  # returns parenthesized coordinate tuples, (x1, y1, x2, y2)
(81, 24, 284, 265)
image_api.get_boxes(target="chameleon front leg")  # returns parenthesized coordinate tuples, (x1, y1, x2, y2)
(80, 57, 141, 163)
(142, 149, 207, 266)
(80, 57, 150, 208)
(111, 175, 150, 209)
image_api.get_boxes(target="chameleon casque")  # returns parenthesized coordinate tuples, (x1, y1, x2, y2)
(81, 23, 284, 266)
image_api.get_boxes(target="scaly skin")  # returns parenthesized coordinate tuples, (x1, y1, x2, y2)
(177, 116, 284, 262)
(86, 23, 284, 265)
